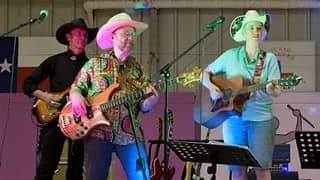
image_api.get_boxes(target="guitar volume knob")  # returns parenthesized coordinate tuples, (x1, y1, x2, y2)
(73, 114, 81, 124)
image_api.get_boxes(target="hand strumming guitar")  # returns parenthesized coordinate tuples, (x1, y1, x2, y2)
(32, 89, 61, 108)
(69, 87, 88, 115)
(200, 67, 224, 100)
(209, 85, 224, 100)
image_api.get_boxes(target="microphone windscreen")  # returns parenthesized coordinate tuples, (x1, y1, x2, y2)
(40, 10, 49, 17)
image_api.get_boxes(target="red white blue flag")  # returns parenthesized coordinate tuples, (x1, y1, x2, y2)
(0, 37, 18, 93)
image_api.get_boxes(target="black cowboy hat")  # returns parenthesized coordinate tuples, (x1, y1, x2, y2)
(56, 18, 98, 45)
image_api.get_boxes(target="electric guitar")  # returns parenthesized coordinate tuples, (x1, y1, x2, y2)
(32, 88, 70, 124)
(151, 110, 175, 180)
(182, 128, 211, 180)
(151, 117, 163, 179)
(58, 67, 200, 140)
(207, 74, 302, 128)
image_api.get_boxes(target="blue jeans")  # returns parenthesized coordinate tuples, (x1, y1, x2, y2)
(84, 136, 150, 180)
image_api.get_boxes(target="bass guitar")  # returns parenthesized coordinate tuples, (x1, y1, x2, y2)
(151, 110, 175, 180)
(207, 74, 302, 128)
(58, 67, 200, 140)
(32, 88, 70, 124)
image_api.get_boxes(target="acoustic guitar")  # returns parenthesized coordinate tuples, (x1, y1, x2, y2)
(32, 88, 70, 124)
(58, 67, 200, 140)
(207, 74, 302, 128)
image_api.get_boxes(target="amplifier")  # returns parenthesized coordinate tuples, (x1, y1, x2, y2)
(272, 144, 290, 163)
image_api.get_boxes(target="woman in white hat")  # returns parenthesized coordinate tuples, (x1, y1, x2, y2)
(200, 10, 281, 180)
(68, 12, 159, 180)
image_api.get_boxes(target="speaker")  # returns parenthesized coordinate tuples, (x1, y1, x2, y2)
(248, 171, 298, 180)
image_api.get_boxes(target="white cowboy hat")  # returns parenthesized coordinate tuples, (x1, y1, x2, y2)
(96, 12, 148, 49)
(230, 10, 267, 42)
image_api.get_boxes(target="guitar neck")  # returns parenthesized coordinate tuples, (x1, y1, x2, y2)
(153, 118, 163, 159)
(237, 79, 278, 95)
(99, 78, 183, 112)
(165, 110, 174, 159)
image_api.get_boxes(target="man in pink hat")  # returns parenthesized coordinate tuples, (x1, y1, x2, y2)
(23, 18, 98, 180)
(69, 12, 159, 180)
(200, 10, 281, 180)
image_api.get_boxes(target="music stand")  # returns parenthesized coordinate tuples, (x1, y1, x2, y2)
(295, 131, 320, 169)
(168, 140, 261, 180)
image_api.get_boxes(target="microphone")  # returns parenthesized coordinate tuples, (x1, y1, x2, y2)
(30, 10, 49, 24)
(204, 16, 225, 30)
(36, 10, 49, 23)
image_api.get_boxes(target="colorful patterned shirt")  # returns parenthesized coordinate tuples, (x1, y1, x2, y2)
(72, 51, 149, 145)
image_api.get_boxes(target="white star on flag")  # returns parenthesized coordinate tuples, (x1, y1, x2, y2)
(0, 58, 12, 73)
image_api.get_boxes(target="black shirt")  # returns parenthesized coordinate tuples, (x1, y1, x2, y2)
(23, 50, 88, 97)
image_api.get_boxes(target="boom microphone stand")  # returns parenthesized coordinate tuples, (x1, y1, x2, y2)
(0, 10, 48, 170)
(151, 16, 225, 179)
(0, 10, 48, 37)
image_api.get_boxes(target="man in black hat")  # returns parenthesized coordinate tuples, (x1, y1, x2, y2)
(22, 18, 98, 180)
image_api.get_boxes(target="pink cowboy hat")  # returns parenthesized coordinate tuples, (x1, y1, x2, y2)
(96, 12, 148, 49)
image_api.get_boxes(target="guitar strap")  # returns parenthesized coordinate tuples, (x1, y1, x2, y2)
(253, 49, 266, 84)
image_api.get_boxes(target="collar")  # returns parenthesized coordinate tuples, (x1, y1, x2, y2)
(241, 46, 261, 64)
(108, 50, 128, 66)
(66, 50, 87, 61)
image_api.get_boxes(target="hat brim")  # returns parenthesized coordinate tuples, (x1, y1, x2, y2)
(96, 20, 148, 50)
(56, 23, 98, 45)
(230, 15, 266, 42)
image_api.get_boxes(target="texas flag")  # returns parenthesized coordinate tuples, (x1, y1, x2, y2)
(0, 37, 18, 93)
(0, 36, 68, 93)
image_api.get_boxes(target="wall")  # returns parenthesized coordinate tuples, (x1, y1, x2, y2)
(1, 1, 320, 179)
(1, 1, 319, 91)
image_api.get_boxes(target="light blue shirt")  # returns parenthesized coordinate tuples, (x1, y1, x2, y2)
(207, 46, 280, 121)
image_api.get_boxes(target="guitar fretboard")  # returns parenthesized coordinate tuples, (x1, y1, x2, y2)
(237, 80, 277, 95)
(99, 77, 185, 111)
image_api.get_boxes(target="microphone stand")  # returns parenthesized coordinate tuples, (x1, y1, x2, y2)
(152, 27, 218, 179)
(0, 18, 38, 37)
(126, 100, 148, 180)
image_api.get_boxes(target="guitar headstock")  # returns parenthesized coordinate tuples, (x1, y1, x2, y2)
(176, 66, 201, 88)
(278, 74, 303, 88)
